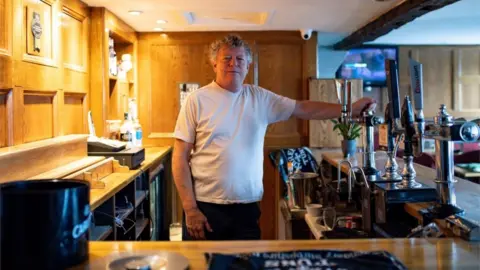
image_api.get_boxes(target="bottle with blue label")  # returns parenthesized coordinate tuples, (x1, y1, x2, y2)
(133, 119, 142, 147)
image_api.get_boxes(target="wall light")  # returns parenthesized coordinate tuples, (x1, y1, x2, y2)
(128, 10, 142, 15)
(153, 27, 163, 31)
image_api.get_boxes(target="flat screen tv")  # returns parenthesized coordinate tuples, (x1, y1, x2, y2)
(335, 46, 398, 87)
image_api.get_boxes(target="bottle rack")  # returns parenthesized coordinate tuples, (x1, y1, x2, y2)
(63, 157, 151, 241)
(88, 171, 151, 241)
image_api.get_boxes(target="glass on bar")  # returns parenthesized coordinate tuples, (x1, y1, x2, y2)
(169, 223, 182, 241)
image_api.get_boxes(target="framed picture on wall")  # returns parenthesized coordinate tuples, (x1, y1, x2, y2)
(25, 2, 51, 58)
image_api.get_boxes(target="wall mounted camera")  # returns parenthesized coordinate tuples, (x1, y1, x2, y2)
(300, 29, 313, 40)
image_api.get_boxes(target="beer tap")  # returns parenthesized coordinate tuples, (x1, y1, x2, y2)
(396, 96, 422, 188)
(337, 79, 352, 126)
(384, 59, 431, 188)
(335, 79, 373, 199)
(407, 59, 480, 217)
(390, 59, 480, 217)
(394, 59, 427, 188)
(382, 59, 404, 182)
(359, 108, 384, 182)
(423, 105, 480, 217)
(410, 59, 425, 156)
(381, 103, 403, 181)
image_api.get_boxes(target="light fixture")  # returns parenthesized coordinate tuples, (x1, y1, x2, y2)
(120, 54, 133, 72)
(128, 10, 142, 15)
(153, 27, 163, 31)
(156, 19, 167, 24)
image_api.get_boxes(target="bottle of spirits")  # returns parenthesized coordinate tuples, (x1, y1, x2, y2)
(120, 112, 133, 147)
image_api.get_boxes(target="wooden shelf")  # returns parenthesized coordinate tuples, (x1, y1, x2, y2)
(116, 206, 134, 221)
(135, 218, 149, 239)
(91, 225, 113, 240)
(29, 156, 105, 180)
(135, 190, 147, 208)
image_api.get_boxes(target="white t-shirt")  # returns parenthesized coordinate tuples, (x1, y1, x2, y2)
(174, 81, 296, 204)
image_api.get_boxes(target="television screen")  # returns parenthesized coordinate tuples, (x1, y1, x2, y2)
(336, 47, 397, 86)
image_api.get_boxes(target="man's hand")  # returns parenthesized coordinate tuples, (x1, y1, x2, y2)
(352, 97, 377, 118)
(185, 208, 213, 240)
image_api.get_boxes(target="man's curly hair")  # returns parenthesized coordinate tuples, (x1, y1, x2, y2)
(209, 34, 252, 64)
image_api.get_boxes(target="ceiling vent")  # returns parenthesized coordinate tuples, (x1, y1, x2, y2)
(183, 10, 275, 26)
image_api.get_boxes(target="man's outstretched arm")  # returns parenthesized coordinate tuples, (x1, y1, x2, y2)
(292, 97, 376, 120)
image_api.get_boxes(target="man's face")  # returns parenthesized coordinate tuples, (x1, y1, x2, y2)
(213, 45, 250, 87)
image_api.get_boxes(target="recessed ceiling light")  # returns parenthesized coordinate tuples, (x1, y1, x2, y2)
(156, 19, 167, 24)
(128, 10, 142, 15)
(153, 27, 163, 31)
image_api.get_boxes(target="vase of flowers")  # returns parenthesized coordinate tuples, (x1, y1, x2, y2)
(331, 119, 362, 158)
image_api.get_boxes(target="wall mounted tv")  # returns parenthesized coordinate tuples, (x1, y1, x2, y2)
(335, 46, 398, 87)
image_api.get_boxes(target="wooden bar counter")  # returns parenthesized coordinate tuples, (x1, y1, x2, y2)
(90, 146, 172, 210)
(87, 239, 480, 269)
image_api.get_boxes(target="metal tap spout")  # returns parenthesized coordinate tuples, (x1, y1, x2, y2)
(350, 166, 370, 190)
(337, 159, 356, 203)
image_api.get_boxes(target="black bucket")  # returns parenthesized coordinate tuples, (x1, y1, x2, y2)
(0, 179, 90, 269)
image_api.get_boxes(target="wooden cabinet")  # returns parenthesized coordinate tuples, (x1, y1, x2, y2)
(90, 8, 138, 138)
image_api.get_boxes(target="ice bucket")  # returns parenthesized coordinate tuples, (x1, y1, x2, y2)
(0, 179, 90, 270)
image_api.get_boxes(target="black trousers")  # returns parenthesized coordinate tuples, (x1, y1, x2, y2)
(182, 201, 261, 240)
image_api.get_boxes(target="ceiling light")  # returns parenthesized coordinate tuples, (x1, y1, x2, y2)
(153, 27, 163, 31)
(156, 19, 167, 24)
(128, 10, 142, 15)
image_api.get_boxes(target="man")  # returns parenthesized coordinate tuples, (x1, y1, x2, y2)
(173, 34, 375, 241)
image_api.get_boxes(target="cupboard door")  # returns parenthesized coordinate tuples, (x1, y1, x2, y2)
(453, 48, 480, 117)
(257, 43, 305, 147)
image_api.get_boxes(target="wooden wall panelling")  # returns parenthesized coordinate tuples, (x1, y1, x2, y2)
(12, 0, 61, 91)
(63, 92, 87, 134)
(0, 0, 13, 90)
(89, 7, 109, 137)
(400, 46, 453, 118)
(8, 87, 23, 145)
(259, 42, 303, 147)
(453, 47, 480, 117)
(61, 0, 89, 94)
(22, 90, 56, 143)
(398, 46, 480, 119)
(149, 42, 213, 143)
(13, 0, 60, 88)
(0, 90, 8, 147)
(0, 0, 90, 147)
(309, 79, 364, 148)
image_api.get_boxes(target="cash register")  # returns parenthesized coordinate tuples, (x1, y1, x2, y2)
(86, 112, 145, 169)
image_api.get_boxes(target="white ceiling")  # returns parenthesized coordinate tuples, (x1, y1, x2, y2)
(81, 0, 403, 34)
(368, 0, 480, 45)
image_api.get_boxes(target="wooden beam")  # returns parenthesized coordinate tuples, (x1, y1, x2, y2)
(333, 0, 461, 50)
